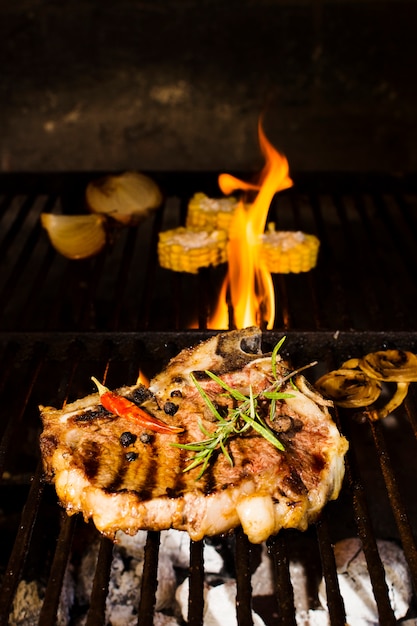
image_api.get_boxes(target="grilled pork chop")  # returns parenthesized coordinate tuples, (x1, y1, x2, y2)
(39, 327, 348, 544)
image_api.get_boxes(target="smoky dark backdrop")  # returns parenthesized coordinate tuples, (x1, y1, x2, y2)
(1, 0, 416, 173)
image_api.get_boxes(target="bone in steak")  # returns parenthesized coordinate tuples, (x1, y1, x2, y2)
(39, 327, 348, 544)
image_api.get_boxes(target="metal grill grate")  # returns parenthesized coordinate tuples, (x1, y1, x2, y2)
(1, 172, 417, 333)
(1, 172, 417, 625)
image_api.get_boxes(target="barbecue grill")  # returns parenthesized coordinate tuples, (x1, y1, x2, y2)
(1, 171, 417, 625)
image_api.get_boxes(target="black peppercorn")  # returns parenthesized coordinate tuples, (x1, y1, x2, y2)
(140, 432, 152, 444)
(164, 401, 179, 416)
(125, 451, 138, 462)
(170, 389, 182, 398)
(120, 431, 137, 447)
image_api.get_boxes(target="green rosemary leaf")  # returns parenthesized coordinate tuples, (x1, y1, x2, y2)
(170, 441, 208, 452)
(242, 412, 285, 451)
(220, 439, 233, 466)
(190, 373, 227, 423)
(183, 455, 208, 473)
(271, 336, 286, 380)
(204, 370, 248, 402)
(196, 455, 212, 480)
(197, 417, 214, 438)
(262, 391, 294, 400)
(249, 386, 256, 419)
(269, 397, 277, 421)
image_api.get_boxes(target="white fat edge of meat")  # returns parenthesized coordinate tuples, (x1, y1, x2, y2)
(236, 495, 276, 544)
(295, 374, 334, 408)
(283, 386, 334, 421)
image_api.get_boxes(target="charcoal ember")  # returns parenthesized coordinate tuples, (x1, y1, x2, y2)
(76, 532, 177, 625)
(318, 538, 412, 624)
(251, 545, 330, 626)
(9, 571, 74, 626)
(74, 529, 225, 625)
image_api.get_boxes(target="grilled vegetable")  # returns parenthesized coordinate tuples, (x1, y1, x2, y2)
(315, 368, 382, 409)
(158, 227, 228, 274)
(86, 171, 162, 225)
(260, 225, 320, 274)
(40, 213, 107, 259)
(359, 350, 417, 382)
(315, 349, 417, 419)
(186, 192, 238, 230)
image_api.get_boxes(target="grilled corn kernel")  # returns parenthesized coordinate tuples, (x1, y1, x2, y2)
(158, 227, 228, 274)
(260, 226, 320, 274)
(186, 193, 238, 230)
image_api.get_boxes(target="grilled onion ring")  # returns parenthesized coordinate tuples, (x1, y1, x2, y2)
(315, 369, 382, 409)
(358, 350, 417, 382)
(377, 381, 410, 419)
(316, 349, 417, 419)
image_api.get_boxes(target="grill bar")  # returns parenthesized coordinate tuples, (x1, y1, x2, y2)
(138, 531, 161, 625)
(369, 419, 417, 588)
(0, 462, 45, 625)
(39, 514, 77, 625)
(267, 533, 297, 626)
(85, 535, 114, 626)
(188, 540, 205, 626)
(235, 529, 254, 626)
(315, 515, 346, 626)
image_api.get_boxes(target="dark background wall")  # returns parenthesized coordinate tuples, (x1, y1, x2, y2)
(1, 1, 416, 173)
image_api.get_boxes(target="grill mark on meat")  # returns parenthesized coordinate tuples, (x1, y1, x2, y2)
(134, 437, 158, 500)
(283, 467, 308, 496)
(75, 406, 109, 422)
(231, 432, 265, 476)
(192, 370, 210, 381)
(39, 328, 349, 543)
(104, 455, 129, 492)
(201, 449, 220, 495)
(166, 445, 190, 498)
(140, 460, 158, 500)
(311, 452, 326, 474)
(80, 440, 101, 480)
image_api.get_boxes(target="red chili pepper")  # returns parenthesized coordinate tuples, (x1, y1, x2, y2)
(91, 377, 183, 434)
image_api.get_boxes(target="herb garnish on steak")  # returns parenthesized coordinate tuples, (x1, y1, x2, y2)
(39, 327, 348, 544)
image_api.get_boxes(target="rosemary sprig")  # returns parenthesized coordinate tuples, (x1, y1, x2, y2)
(171, 337, 300, 480)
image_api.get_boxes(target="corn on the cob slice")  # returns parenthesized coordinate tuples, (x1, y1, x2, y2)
(186, 193, 238, 230)
(260, 225, 320, 274)
(158, 227, 228, 274)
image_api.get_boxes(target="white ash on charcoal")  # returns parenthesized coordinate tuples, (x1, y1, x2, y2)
(176, 578, 268, 626)
(8, 531, 414, 625)
(75, 531, 177, 625)
(74, 528, 225, 625)
(318, 538, 413, 625)
(9, 568, 74, 626)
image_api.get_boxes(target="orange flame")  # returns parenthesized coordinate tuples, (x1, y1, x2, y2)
(209, 119, 293, 330)
(136, 369, 149, 387)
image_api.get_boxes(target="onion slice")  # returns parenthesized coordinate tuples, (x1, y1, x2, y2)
(315, 348, 417, 420)
(86, 171, 163, 225)
(315, 369, 382, 409)
(358, 350, 417, 382)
